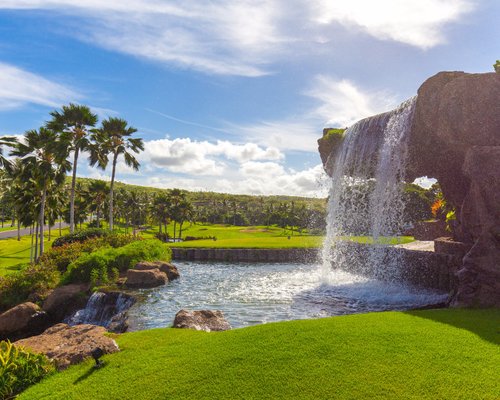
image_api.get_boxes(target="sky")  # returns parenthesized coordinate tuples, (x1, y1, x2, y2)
(0, 0, 498, 197)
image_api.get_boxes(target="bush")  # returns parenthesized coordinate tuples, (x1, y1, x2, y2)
(52, 228, 109, 248)
(64, 239, 172, 286)
(0, 263, 60, 312)
(0, 340, 55, 399)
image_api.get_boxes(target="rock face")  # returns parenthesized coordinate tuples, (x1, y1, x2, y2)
(126, 268, 168, 288)
(0, 302, 50, 341)
(42, 284, 89, 323)
(15, 323, 120, 370)
(173, 309, 231, 332)
(135, 261, 180, 281)
(318, 71, 500, 307)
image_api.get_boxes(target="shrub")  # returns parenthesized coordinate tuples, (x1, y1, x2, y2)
(0, 340, 55, 399)
(52, 228, 109, 248)
(64, 239, 171, 285)
(0, 263, 60, 312)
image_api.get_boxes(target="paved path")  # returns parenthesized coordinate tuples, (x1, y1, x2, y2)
(394, 240, 435, 252)
(0, 223, 69, 240)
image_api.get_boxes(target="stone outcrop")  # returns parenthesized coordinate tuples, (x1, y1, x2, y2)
(318, 71, 500, 307)
(42, 284, 89, 323)
(173, 309, 231, 332)
(126, 268, 167, 288)
(0, 302, 50, 341)
(406, 220, 448, 241)
(135, 261, 180, 281)
(15, 323, 119, 370)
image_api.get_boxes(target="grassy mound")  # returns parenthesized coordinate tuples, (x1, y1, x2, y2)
(19, 309, 499, 399)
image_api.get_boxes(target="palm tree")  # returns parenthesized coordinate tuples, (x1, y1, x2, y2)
(86, 180, 109, 228)
(47, 104, 98, 234)
(90, 117, 144, 231)
(11, 128, 70, 259)
(0, 136, 17, 172)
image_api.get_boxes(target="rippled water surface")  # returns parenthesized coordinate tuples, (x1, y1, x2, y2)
(127, 261, 447, 330)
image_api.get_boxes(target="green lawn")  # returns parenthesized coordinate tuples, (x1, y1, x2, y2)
(19, 309, 500, 399)
(0, 228, 70, 276)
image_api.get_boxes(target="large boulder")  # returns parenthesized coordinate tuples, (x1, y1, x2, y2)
(0, 302, 50, 341)
(15, 323, 120, 370)
(126, 268, 167, 288)
(173, 309, 231, 332)
(135, 261, 180, 281)
(42, 284, 89, 323)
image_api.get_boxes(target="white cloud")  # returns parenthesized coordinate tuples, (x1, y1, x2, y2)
(0, 0, 474, 76)
(306, 75, 398, 127)
(311, 0, 474, 49)
(0, 62, 81, 110)
(141, 137, 284, 176)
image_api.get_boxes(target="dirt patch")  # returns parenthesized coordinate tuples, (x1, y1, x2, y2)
(239, 228, 270, 233)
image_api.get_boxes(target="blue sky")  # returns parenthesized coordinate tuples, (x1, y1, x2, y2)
(0, 0, 498, 196)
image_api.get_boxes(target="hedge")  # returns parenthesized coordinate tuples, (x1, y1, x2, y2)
(63, 239, 172, 285)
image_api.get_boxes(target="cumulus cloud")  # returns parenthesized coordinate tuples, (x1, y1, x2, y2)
(141, 137, 284, 176)
(307, 75, 398, 127)
(0, 0, 474, 76)
(0, 62, 80, 110)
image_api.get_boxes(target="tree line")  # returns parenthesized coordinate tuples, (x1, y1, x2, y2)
(0, 104, 143, 261)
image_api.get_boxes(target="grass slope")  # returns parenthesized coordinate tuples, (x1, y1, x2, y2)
(20, 309, 500, 399)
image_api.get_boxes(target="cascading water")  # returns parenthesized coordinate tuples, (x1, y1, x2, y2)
(66, 291, 136, 332)
(322, 97, 417, 283)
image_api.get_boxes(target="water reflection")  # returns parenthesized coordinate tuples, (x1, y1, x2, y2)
(127, 261, 447, 330)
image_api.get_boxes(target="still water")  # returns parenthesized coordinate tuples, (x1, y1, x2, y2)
(127, 261, 447, 330)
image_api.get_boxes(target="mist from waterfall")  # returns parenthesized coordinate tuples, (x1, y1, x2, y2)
(321, 97, 417, 283)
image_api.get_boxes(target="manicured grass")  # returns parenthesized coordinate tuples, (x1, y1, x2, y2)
(170, 235, 323, 248)
(19, 309, 500, 399)
(0, 228, 70, 276)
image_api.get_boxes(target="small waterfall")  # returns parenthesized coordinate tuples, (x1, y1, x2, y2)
(66, 291, 136, 332)
(322, 97, 417, 283)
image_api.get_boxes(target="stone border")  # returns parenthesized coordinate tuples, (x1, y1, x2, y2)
(171, 248, 320, 263)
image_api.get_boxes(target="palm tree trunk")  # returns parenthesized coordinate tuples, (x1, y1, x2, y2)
(109, 152, 118, 231)
(39, 187, 46, 258)
(59, 216, 62, 236)
(34, 222, 39, 262)
(70, 149, 79, 234)
(17, 219, 20, 241)
(173, 221, 177, 241)
(179, 221, 183, 240)
(30, 224, 34, 263)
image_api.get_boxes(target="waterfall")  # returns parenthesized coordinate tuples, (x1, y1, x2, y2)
(322, 97, 417, 283)
(66, 291, 136, 332)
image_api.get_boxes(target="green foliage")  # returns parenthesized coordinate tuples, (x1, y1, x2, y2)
(0, 340, 55, 399)
(18, 309, 500, 400)
(323, 127, 346, 141)
(52, 228, 110, 248)
(494, 60, 500, 73)
(0, 263, 60, 312)
(64, 239, 171, 285)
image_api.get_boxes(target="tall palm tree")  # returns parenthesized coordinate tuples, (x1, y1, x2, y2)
(0, 136, 17, 172)
(47, 104, 98, 234)
(11, 128, 70, 259)
(90, 117, 144, 231)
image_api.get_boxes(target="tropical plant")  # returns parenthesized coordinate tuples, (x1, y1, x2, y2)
(0, 340, 55, 399)
(494, 60, 500, 73)
(47, 104, 98, 234)
(86, 180, 109, 228)
(10, 128, 71, 259)
(90, 118, 144, 231)
(0, 135, 17, 172)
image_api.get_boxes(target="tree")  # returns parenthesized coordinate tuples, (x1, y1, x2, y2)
(11, 128, 70, 259)
(0, 136, 17, 172)
(86, 180, 109, 228)
(47, 104, 98, 234)
(494, 60, 500, 73)
(90, 118, 144, 231)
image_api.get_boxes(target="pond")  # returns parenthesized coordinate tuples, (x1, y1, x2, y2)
(127, 261, 448, 330)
